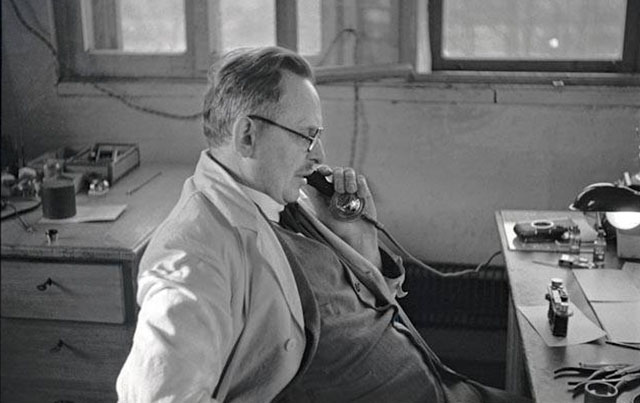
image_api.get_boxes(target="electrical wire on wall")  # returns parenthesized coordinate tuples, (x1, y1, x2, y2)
(9, 0, 374, 179)
(7, 0, 203, 121)
(313, 28, 364, 171)
(349, 31, 362, 170)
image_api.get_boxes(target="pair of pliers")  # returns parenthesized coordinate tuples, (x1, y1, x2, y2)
(569, 373, 640, 395)
(605, 364, 640, 380)
(554, 363, 630, 379)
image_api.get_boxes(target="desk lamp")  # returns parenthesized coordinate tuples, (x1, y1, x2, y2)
(570, 181, 640, 259)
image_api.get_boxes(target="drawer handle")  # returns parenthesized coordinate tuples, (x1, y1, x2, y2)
(50, 339, 68, 353)
(36, 277, 54, 291)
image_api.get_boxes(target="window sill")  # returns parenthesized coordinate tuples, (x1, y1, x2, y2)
(56, 79, 207, 98)
(412, 71, 640, 87)
(55, 69, 640, 104)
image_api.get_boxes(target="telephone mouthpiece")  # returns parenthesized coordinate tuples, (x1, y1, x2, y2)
(329, 193, 365, 221)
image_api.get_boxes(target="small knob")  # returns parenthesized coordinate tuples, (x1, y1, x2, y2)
(50, 339, 67, 353)
(36, 278, 54, 291)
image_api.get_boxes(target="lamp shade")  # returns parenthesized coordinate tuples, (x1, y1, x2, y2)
(570, 183, 640, 212)
(605, 212, 640, 230)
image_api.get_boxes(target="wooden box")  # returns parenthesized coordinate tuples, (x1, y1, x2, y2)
(26, 146, 83, 175)
(65, 143, 140, 185)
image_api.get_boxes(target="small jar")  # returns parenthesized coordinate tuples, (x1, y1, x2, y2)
(567, 227, 581, 254)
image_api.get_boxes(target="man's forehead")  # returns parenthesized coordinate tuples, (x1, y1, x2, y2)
(279, 74, 322, 126)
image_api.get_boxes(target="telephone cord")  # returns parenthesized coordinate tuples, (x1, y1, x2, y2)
(361, 213, 502, 278)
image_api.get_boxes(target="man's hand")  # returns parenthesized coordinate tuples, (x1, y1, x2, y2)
(303, 165, 381, 268)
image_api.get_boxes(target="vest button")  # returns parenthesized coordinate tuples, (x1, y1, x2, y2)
(284, 338, 296, 351)
(354, 282, 361, 292)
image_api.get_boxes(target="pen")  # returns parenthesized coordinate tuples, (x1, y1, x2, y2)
(127, 171, 162, 195)
(605, 340, 640, 351)
(533, 260, 558, 268)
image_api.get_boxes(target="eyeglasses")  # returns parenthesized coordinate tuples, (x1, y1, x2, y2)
(248, 115, 323, 152)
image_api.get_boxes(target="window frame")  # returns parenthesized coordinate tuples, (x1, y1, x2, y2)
(428, 0, 640, 73)
(53, 0, 214, 80)
(52, 0, 639, 84)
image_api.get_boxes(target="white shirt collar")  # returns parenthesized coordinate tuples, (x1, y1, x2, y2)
(237, 183, 285, 222)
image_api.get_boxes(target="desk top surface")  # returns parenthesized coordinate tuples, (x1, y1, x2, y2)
(496, 210, 640, 403)
(1, 163, 193, 260)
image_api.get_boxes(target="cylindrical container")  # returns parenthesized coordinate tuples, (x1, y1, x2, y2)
(584, 381, 617, 403)
(41, 178, 76, 219)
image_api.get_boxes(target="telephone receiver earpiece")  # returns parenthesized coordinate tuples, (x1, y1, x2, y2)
(304, 171, 365, 221)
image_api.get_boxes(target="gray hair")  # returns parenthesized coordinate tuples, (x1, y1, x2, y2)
(202, 46, 314, 147)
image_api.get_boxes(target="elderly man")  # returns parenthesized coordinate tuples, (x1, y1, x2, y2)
(116, 46, 530, 403)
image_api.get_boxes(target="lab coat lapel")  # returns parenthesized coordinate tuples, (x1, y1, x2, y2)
(193, 151, 305, 330)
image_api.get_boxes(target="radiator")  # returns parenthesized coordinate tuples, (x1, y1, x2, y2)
(399, 263, 509, 330)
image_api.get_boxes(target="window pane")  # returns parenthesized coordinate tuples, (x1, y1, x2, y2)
(220, 0, 276, 52)
(358, 0, 398, 64)
(298, 0, 321, 56)
(89, 0, 186, 53)
(442, 0, 627, 60)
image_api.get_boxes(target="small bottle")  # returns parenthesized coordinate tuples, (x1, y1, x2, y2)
(567, 227, 581, 254)
(592, 228, 606, 268)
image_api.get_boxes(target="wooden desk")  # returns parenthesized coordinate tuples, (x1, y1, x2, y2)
(1, 163, 192, 402)
(496, 210, 640, 403)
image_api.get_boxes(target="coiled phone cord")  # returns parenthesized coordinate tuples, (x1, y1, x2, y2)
(361, 213, 502, 278)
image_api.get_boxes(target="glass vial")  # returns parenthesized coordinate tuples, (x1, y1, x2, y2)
(592, 228, 606, 268)
(568, 227, 581, 254)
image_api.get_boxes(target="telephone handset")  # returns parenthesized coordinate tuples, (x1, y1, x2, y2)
(304, 171, 366, 221)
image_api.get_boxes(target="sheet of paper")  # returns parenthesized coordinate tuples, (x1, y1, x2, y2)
(591, 301, 640, 344)
(40, 204, 127, 224)
(518, 303, 606, 347)
(622, 262, 640, 291)
(501, 211, 597, 252)
(573, 269, 640, 302)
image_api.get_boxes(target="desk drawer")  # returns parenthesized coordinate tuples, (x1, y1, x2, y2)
(1, 260, 126, 323)
(1, 319, 133, 388)
(1, 380, 118, 403)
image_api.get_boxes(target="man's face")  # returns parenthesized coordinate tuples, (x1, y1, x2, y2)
(253, 73, 325, 204)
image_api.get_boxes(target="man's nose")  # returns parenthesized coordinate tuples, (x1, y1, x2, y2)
(309, 139, 326, 164)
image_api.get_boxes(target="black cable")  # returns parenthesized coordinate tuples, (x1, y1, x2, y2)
(348, 30, 362, 169)
(362, 212, 501, 278)
(7, 0, 58, 59)
(7, 0, 202, 121)
(315, 28, 358, 67)
(91, 84, 203, 121)
(3, 202, 36, 232)
(349, 82, 360, 168)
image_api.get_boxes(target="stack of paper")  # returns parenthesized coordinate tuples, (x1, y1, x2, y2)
(574, 268, 640, 344)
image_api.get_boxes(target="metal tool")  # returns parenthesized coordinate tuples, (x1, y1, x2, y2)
(554, 363, 630, 378)
(126, 171, 162, 196)
(605, 340, 640, 351)
(560, 364, 640, 395)
(605, 364, 640, 380)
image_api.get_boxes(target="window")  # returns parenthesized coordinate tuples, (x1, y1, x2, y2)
(53, 0, 414, 81)
(52, 0, 640, 81)
(53, 0, 212, 79)
(429, 0, 640, 72)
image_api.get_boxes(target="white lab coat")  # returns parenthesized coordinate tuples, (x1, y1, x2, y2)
(116, 150, 305, 402)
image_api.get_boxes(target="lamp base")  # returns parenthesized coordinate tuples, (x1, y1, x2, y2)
(617, 226, 640, 259)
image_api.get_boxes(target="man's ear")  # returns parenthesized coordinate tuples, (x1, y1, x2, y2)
(232, 116, 257, 158)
